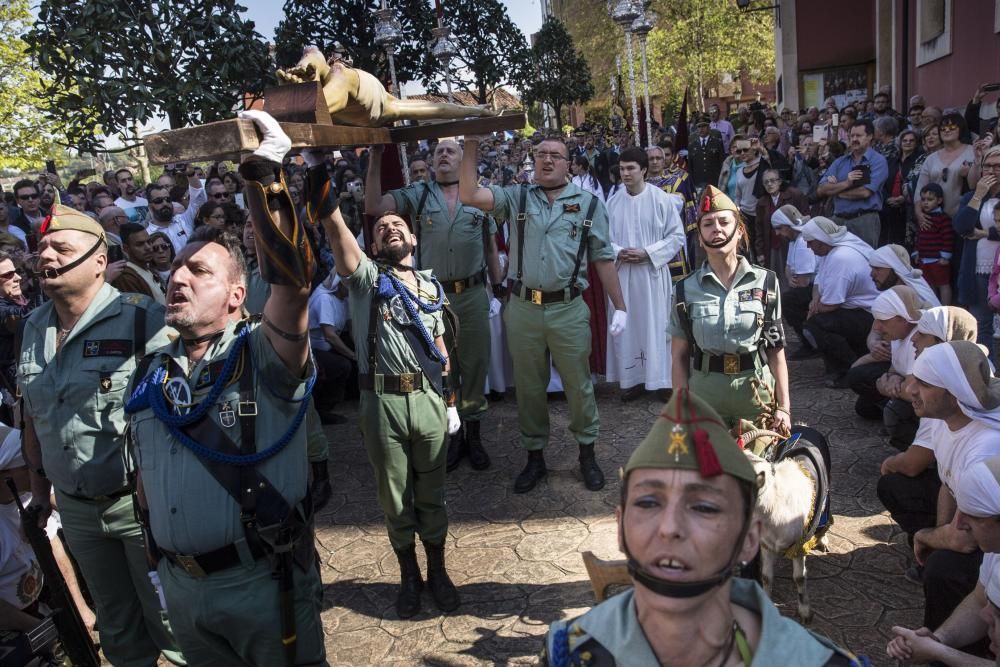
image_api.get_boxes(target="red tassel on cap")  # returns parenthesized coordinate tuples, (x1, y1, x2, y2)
(701, 193, 712, 212)
(693, 428, 723, 476)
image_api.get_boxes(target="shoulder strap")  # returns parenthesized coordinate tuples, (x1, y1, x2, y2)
(516, 185, 528, 281)
(132, 303, 146, 364)
(414, 184, 431, 269)
(569, 193, 601, 289)
(367, 285, 380, 376)
(675, 277, 697, 356)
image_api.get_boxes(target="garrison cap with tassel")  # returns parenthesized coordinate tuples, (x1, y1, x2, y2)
(699, 185, 740, 216)
(41, 203, 107, 240)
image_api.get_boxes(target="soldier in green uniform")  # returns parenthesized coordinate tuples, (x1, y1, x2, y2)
(17, 204, 184, 666)
(670, 186, 792, 448)
(124, 111, 325, 666)
(541, 390, 867, 667)
(326, 147, 462, 619)
(459, 135, 628, 494)
(365, 140, 501, 472)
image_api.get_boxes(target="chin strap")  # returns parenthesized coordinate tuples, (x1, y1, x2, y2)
(36, 236, 104, 279)
(701, 221, 740, 250)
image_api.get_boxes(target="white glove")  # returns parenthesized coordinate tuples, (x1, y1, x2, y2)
(489, 297, 502, 318)
(238, 110, 291, 164)
(301, 149, 325, 168)
(610, 309, 628, 337)
(446, 406, 461, 435)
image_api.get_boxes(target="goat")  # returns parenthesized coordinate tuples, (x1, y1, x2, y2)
(744, 448, 826, 623)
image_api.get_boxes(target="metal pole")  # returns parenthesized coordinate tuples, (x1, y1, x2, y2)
(386, 50, 410, 185)
(623, 29, 640, 143)
(640, 35, 652, 146)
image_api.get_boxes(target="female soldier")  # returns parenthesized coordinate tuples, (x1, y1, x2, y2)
(670, 186, 791, 441)
(541, 390, 866, 667)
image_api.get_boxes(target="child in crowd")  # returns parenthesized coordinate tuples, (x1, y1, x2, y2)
(913, 183, 953, 304)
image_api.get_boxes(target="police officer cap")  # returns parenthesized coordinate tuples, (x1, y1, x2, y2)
(42, 203, 106, 241)
(699, 185, 739, 216)
(624, 389, 757, 485)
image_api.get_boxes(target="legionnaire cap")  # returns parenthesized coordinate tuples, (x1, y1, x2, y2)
(625, 389, 756, 484)
(42, 203, 107, 240)
(871, 285, 926, 323)
(954, 455, 1000, 518)
(913, 341, 1000, 429)
(770, 204, 806, 229)
(699, 185, 739, 216)
(916, 306, 978, 343)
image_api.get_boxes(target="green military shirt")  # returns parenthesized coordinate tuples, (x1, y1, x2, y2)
(130, 320, 312, 555)
(343, 256, 445, 377)
(487, 181, 615, 292)
(17, 284, 171, 498)
(669, 258, 784, 356)
(390, 180, 497, 281)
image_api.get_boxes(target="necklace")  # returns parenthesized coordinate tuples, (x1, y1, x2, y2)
(694, 620, 739, 667)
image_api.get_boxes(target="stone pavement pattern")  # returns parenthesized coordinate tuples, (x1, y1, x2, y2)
(315, 353, 923, 666)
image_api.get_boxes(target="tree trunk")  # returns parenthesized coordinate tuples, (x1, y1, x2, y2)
(554, 104, 563, 129)
(132, 121, 150, 185)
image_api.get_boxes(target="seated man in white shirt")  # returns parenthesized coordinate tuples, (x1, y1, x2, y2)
(769, 205, 816, 359)
(307, 272, 356, 424)
(800, 217, 880, 387)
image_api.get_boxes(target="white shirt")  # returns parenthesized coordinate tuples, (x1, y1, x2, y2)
(816, 245, 879, 310)
(145, 184, 206, 254)
(786, 235, 816, 276)
(308, 287, 349, 353)
(115, 195, 150, 225)
(913, 418, 1000, 491)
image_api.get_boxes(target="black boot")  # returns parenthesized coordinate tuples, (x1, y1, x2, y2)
(465, 421, 491, 470)
(422, 541, 460, 612)
(578, 444, 605, 491)
(393, 545, 423, 618)
(310, 460, 332, 512)
(446, 429, 467, 472)
(513, 450, 547, 493)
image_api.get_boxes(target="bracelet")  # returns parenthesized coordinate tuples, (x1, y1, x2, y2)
(261, 313, 309, 342)
(775, 406, 791, 416)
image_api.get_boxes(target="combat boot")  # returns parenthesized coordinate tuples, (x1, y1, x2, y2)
(578, 443, 605, 491)
(513, 450, 547, 493)
(393, 544, 423, 618)
(446, 429, 467, 472)
(465, 421, 491, 470)
(422, 541, 460, 612)
(310, 460, 332, 512)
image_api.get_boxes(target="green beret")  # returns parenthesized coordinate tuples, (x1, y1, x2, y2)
(42, 204, 106, 240)
(624, 389, 757, 484)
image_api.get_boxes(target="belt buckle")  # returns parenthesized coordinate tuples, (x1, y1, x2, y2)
(723, 354, 740, 375)
(175, 554, 207, 578)
(399, 373, 415, 393)
(238, 401, 257, 416)
(455, 281, 465, 295)
(531, 289, 543, 305)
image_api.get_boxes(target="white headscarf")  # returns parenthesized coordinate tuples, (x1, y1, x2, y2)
(955, 455, 1000, 518)
(770, 204, 807, 229)
(871, 286, 925, 323)
(800, 217, 874, 261)
(912, 341, 1000, 429)
(916, 306, 979, 343)
(869, 244, 941, 307)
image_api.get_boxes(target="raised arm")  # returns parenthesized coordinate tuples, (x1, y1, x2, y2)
(364, 145, 398, 217)
(459, 136, 497, 211)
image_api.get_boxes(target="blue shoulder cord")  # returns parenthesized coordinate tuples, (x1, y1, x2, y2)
(125, 325, 316, 467)
(377, 269, 448, 366)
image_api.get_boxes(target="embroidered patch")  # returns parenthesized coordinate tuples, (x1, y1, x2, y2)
(738, 288, 764, 302)
(82, 339, 133, 357)
(563, 203, 581, 213)
(194, 361, 227, 390)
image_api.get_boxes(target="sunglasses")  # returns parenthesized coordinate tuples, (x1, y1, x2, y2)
(210, 192, 229, 199)
(735, 148, 750, 153)
(151, 244, 170, 252)
(150, 197, 170, 205)
(0, 270, 18, 281)
(18, 194, 39, 201)
(941, 123, 960, 131)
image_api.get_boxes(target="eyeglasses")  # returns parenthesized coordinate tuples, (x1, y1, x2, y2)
(942, 167, 949, 183)
(0, 270, 18, 281)
(941, 123, 960, 132)
(533, 152, 568, 162)
(17, 194, 38, 201)
(150, 197, 170, 205)
(151, 244, 170, 252)
(983, 163, 1000, 172)
(210, 192, 228, 199)
(735, 148, 750, 153)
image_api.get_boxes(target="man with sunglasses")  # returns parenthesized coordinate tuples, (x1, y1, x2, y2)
(16, 205, 182, 666)
(144, 172, 205, 255)
(460, 135, 627, 494)
(10, 179, 42, 241)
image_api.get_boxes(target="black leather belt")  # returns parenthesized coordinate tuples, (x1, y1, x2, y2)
(441, 273, 484, 294)
(835, 209, 877, 220)
(693, 350, 761, 375)
(511, 280, 581, 305)
(359, 372, 424, 393)
(162, 540, 268, 578)
(61, 487, 132, 503)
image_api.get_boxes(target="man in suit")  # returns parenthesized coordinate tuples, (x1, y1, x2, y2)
(687, 114, 725, 190)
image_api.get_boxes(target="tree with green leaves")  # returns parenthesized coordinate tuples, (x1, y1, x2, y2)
(0, 0, 61, 170)
(274, 0, 434, 86)
(520, 16, 594, 129)
(426, 0, 532, 105)
(27, 0, 273, 154)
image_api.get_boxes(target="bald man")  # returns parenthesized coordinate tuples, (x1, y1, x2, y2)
(366, 139, 502, 473)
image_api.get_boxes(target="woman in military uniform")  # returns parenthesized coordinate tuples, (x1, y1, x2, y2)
(541, 390, 867, 667)
(670, 185, 791, 438)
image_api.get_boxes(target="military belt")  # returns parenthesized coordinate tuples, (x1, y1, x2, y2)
(359, 372, 424, 394)
(441, 272, 484, 294)
(511, 280, 581, 305)
(693, 349, 762, 375)
(61, 487, 132, 503)
(161, 539, 269, 578)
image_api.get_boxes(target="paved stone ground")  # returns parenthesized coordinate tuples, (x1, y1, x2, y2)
(315, 352, 924, 666)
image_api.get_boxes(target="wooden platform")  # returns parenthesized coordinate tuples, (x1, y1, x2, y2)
(388, 112, 526, 143)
